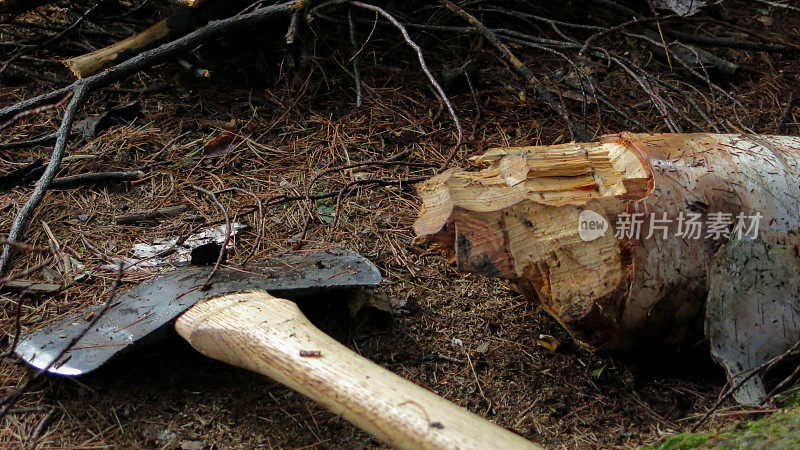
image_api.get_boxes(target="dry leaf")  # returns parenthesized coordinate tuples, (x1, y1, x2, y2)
(535, 334, 559, 352)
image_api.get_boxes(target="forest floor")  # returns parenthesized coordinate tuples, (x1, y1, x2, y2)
(2, 1, 800, 448)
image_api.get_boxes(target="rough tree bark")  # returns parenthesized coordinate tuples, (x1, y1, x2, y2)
(415, 133, 800, 405)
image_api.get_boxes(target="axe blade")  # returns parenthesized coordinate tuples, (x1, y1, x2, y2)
(15, 248, 381, 376)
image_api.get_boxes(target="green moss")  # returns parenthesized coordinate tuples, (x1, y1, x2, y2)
(775, 386, 800, 408)
(650, 409, 800, 449)
(652, 433, 709, 449)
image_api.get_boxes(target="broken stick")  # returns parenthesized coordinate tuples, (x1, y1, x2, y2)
(64, 19, 170, 78)
(64, 0, 238, 79)
(50, 170, 144, 188)
(115, 205, 192, 225)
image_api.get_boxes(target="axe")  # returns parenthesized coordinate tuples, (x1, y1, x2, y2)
(14, 248, 539, 449)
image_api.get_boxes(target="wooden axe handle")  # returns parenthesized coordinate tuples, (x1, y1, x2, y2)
(174, 291, 540, 450)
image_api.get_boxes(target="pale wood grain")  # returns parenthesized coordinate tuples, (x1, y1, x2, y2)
(64, 20, 170, 78)
(175, 291, 540, 450)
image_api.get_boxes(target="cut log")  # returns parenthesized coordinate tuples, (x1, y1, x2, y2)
(415, 133, 800, 405)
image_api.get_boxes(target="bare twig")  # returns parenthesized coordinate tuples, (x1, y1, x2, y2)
(0, 264, 125, 418)
(50, 170, 145, 188)
(211, 187, 264, 264)
(27, 406, 58, 446)
(754, 0, 800, 12)
(0, 92, 73, 131)
(691, 339, 800, 431)
(438, 0, 591, 143)
(765, 362, 800, 403)
(0, 86, 87, 275)
(348, 8, 363, 106)
(0, 0, 307, 274)
(115, 205, 192, 225)
(285, 5, 302, 43)
(351, 1, 463, 169)
(192, 186, 232, 289)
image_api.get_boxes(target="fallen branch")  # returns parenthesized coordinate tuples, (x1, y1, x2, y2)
(438, 0, 591, 142)
(0, 86, 86, 274)
(0, 133, 56, 151)
(0, 265, 124, 418)
(63, 0, 280, 78)
(50, 170, 145, 188)
(115, 204, 192, 225)
(642, 29, 741, 78)
(351, 1, 463, 168)
(0, 280, 61, 295)
(0, 0, 306, 274)
(662, 26, 797, 53)
(1, 1, 304, 123)
(64, 19, 170, 78)
(591, 0, 798, 53)
(315, 6, 731, 132)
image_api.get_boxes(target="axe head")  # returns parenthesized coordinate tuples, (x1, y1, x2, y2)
(15, 248, 381, 376)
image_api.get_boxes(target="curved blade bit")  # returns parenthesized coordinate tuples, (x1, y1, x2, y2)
(15, 248, 381, 376)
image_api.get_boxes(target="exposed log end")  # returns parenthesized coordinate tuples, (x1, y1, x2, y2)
(415, 136, 654, 346)
(415, 133, 800, 355)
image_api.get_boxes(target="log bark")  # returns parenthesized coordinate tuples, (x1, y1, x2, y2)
(415, 133, 800, 405)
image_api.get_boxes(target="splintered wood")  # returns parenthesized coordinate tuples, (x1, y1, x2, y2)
(415, 133, 800, 405)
